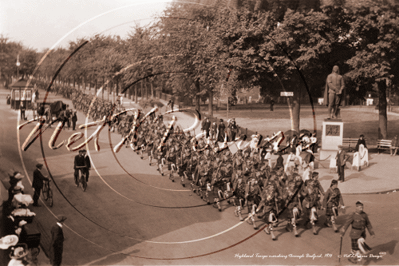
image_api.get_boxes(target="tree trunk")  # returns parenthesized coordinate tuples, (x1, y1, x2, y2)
(378, 80, 388, 139)
(135, 83, 138, 103)
(151, 79, 154, 98)
(208, 89, 213, 117)
(195, 79, 201, 112)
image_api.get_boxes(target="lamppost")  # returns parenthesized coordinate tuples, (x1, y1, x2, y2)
(16, 54, 20, 79)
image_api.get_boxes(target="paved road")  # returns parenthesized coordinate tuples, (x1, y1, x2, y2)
(0, 86, 398, 265)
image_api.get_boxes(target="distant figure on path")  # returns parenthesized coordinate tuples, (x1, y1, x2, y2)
(336, 145, 349, 182)
(270, 99, 275, 111)
(391, 135, 398, 156)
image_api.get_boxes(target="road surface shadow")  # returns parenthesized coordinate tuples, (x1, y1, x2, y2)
(363, 240, 398, 265)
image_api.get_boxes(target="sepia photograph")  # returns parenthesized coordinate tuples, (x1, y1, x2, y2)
(1, 0, 399, 265)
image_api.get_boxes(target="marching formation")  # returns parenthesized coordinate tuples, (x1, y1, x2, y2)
(109, 109, 350, 243)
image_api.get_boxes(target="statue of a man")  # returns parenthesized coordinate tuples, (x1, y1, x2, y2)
(324, 65, 345, 119)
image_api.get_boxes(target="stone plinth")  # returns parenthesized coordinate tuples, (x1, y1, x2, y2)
(320, 119, 343, 160)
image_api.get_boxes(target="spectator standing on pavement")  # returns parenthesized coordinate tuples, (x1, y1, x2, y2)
(34, 87, 39, 100)
(355, 134, 367, 152)
(340, 201, 375, 264)
(310, 133, 318, 153)
(50, 215, 67, 266)
(7, 172, 24, 206)
(20, 101, 26, 120)
(228, 118, 238, 141)
(216, 119, 226, 142)
(210, 120, 217, 140)
(71, 110, 78, 130)
(65, 107, 72, 130)
(32, 163, 49, 207)
(270, 99, 275, 111)
(336, 145, 349, 182)
(391, 135, 398, 156)
(201, 117, 211, 138)
(167, 98, 174, 111)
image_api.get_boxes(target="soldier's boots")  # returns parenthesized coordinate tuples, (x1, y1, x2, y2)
(293, 226, 299, 237)
(238, 211, 244, 221)
(348, 256, 358, 264)
(332, 222, 338, 232)
(264, 226, 270, 235)
(252, 219, 258, 230)
(312, 224, 317, 235)
(217, 201, 222, 212)
(285, 222, 292, 232)
(270, 229, 276, 240)
(324, 221, 331, 227)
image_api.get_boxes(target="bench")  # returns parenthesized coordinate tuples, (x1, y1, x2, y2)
(342, 138, 359, 152)
(377, 139, 392, 154)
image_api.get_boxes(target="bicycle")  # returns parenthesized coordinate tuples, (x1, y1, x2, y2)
(75, 166, 88, 192)
(42, 179, 53, 207)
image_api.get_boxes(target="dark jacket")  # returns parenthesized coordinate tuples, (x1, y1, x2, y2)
(341, 211, 375, 239)
(32, 168, 48, 189)
(74, 154, 91, 169)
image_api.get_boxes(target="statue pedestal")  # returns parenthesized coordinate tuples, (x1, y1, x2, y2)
(320, 119, 343, 160)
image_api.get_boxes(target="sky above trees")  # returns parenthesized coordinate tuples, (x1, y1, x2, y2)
(0, 0, 167, 51)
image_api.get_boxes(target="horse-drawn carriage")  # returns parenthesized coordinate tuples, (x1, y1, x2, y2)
(37, 100, 67, 124)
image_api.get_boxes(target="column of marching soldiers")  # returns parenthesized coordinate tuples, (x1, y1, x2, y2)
(33, 79, 343, 241)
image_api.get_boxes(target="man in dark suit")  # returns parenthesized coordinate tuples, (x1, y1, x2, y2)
(32, 163, 49, 207)
(336, 145, 350, 182)
(201, 117, 211, 138)
(50, 215, 66, 266)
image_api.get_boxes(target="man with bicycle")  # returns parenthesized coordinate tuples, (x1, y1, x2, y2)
(74, 149, 91, 186)
(32, 163, 49, 207)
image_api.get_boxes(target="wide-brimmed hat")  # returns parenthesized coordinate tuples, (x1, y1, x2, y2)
(338, 145, 343, 148)
(36, 163, 43, 168)
(79, 149, 86, 153)
(14, 173, 24, 180)
(0, 235, 19, 249)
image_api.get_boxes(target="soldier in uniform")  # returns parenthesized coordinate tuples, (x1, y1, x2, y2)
(284, 177, 303, 236)
(154, 141, 165, 176)
(210, 163, 225, 211)
(245, 177, 261, 229)
(322, 179, 345, 232)
(232, 170, 246, 221)
(256, 181, 280, 240)
(300, 179, 323, 235)
(340, 201, 375, 264)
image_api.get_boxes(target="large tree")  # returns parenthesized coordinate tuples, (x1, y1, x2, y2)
(345, 2, 399, 138)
